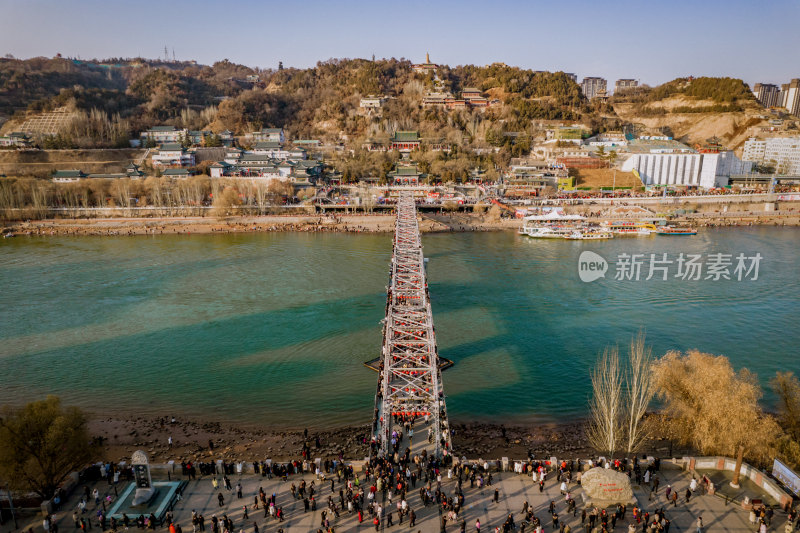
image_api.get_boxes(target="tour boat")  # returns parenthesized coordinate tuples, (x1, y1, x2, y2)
(616, 228, 653, 236)
(565, 229, 614, 240)
(656, 226, 697, 236)
(601, 221, 656, 236)
(520, 226, 576, 239)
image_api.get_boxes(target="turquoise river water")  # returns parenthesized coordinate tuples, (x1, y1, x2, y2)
(0, 227, 797, 428)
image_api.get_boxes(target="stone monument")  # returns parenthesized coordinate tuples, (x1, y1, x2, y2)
(581, 467, 636, 507)
(131, 450, 156, 506)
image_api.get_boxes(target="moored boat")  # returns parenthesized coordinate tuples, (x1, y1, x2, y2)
(656, 226, 697, 236)
(565, 229, 614, 240)
(521, 226, 576, 239)
(601, 220, 656, 236)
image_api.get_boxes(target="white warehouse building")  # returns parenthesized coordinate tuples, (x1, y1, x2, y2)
(622, 152, 702, 186)
(621, 151, 752, 188)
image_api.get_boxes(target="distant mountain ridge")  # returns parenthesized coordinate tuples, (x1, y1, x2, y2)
(0, 56, 772, 149)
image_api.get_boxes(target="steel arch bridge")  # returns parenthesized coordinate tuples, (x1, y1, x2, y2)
(371, 192, 451, 460)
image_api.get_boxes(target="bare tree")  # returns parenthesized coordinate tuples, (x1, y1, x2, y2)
(29, 181, 50, 219)
(623, 332, 655, 454)
(112, 179, 132, 210)
(239, 180, 255, 212)
(63, 183, 80, 210)
(587, 347, 623, 458)
(187, 176, 210, 215)
(254, 182, 269, 214)
(87, 179, 108, 208)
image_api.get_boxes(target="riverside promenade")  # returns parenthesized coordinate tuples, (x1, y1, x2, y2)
(12, 462, 791, 533)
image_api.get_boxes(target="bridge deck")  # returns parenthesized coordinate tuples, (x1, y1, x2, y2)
(370, 192, 452, 461)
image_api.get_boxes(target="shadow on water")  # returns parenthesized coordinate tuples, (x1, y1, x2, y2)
(426, 228, 799, 423)
(1, 254, 260, 338)
(0, 228, 798, 426)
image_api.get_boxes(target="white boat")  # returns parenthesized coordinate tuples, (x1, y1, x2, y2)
(601, 221, 657, 236)
(520, 226, 576, 239)
(520, 211, 587, 239)
(613, 227, 652, 236)
(565, 230, 614, 240)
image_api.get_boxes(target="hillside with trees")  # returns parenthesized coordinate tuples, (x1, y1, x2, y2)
(0, 57, 771, 153)
(0, 56, 127, 117)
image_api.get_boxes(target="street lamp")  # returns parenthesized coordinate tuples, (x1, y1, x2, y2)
(4, 482, 18, 530)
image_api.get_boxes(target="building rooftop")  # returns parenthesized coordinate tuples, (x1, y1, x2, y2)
(87, 173, 127, 179)
(158, 143, 184, 151)
(52, 170, 86, 178)
(236, 162, 279, 169)
(253, 141, 282, 149)
(239, 153, 276, 162)
(392, 131, 420, 142)
(163, 168, 190, 176)
(395, 167, 420, 176)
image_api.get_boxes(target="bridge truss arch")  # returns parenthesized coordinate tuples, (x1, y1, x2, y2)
(372, 192, 451, 460)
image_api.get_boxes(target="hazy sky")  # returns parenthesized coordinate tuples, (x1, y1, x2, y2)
(1, 0, 798, 87)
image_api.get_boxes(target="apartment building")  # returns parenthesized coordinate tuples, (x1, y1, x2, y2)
(581, 77, 607, 99)
(753, 83, 780, 108)
(742, 137, 800, 174)
(615, 79, 639, 93)
(786, 79, 800, 117)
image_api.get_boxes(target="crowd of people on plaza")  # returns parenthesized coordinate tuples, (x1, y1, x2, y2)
(19, 429, 800, 533)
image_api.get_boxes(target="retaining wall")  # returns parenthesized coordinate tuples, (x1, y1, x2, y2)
(687, 456, 793, 510)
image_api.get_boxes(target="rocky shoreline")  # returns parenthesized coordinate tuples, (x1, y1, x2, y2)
(88, 413, 682, 466)
(2, 213, 519, 237)
(4, 208, 800, 239)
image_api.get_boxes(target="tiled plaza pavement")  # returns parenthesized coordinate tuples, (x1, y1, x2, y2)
(7, 463, 794, 533)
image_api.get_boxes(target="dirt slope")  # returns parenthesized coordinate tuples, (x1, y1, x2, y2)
(613, 96, 768, 152)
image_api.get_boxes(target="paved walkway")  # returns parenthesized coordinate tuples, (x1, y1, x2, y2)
(5, 462, 795, 533)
